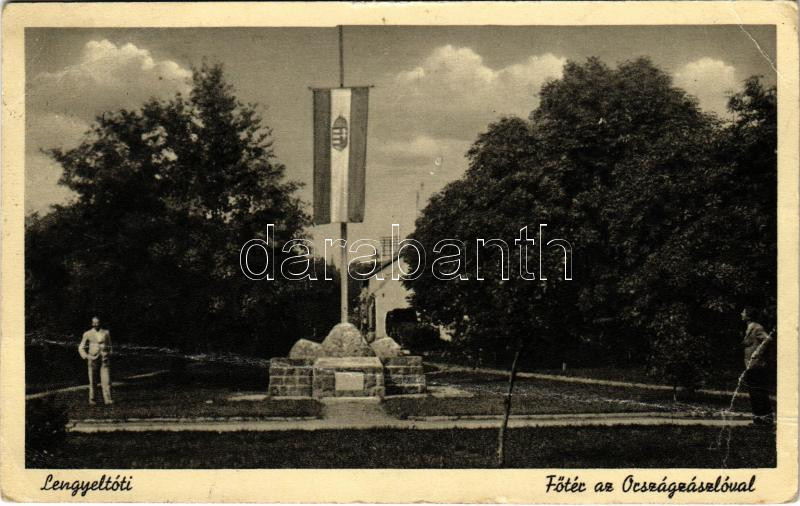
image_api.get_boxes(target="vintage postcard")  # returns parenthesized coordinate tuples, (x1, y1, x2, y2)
(1, 1, 798, 503)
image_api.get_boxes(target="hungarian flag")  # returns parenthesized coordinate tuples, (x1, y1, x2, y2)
(312, 87, 369, 224)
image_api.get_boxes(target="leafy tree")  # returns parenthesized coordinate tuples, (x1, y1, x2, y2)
(642, 76, 777, 384)
(718, 76, 777, 317)
(404, 58, 777, 387)
(404, 115, 575, 367)
(26, 63, 338, 357)
(530, 57, 719, 371)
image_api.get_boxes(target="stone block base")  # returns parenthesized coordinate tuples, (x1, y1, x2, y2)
(269, 355, 426, 398)
(384, 356, 426, 395)
(268, 358, 313, 397)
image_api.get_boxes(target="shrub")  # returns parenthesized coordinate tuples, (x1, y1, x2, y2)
(26, 398, 68, 466)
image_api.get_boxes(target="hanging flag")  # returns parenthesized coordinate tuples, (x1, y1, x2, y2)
(312, 87, 369, 224)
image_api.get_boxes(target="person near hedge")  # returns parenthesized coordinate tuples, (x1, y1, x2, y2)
(77, 316, 113, 406)
(740, 307, 774, 426)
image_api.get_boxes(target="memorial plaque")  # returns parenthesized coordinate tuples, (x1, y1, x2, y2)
(335, 372, 365, 391)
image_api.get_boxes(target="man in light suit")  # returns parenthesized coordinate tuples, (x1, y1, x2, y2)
(78, 316, 113, 405)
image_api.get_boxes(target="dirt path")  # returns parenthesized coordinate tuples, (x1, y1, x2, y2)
(67, 410, 754, 433)
(321, 397, 396, 424)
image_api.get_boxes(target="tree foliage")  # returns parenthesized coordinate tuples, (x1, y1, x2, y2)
(404, 58, 776, 384)
(26, 63, 338, 356)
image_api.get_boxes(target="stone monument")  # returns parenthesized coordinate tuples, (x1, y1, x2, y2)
(268, 323, 426, 398)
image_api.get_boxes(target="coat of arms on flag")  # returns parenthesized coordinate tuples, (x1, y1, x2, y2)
(331, 115, 348, 151)
(312, 87, 369, 224)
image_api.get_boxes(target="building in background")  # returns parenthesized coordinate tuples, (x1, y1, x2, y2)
(368, 255, 412, 339)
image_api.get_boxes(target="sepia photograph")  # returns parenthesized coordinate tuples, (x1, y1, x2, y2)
(2, 2, 798, 503)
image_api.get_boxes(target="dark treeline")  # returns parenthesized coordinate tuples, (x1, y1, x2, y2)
(403, 58, 776, 387)
(25, 64, 340, 359)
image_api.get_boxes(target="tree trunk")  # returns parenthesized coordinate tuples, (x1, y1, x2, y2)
(497, 345, 523, 467)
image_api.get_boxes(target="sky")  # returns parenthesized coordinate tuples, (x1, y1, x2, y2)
(25, 25, 776, 253)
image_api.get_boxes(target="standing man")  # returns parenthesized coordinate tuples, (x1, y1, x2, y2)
(741, 307, 773, 425)
(78, 316, 113, 405)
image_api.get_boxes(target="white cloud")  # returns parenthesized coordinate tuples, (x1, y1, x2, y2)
(674, 57, 738, 117)
(26, 40, 192, 214)
(363, 47, 566, 235)
(29, 39, 191, 120)
(386, 46, 566, 139)
(397, 46, 497, 93)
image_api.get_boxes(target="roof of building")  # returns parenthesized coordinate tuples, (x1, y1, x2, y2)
(375, 254, 401, 274)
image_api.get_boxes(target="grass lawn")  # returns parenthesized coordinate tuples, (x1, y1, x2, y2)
(28, 425, 775, 468)
(26, 344, 775, 470)
(384, 393, 668, 419)
(529, 367, 750, 392)
(48, 388, 322, 420)
(28, 345, 321, 419)
(30, 360, 759, 421)
(38, 371, 322, 420)
(26, 340, 169, 394)
(423, 354, 771, 393)
(26, 339, 274, 393)
(412, 371, 760, 418)
(38, 368, 753, 421)
(28, 340, 767, 421)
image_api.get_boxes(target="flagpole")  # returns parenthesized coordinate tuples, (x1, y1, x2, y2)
(340, 222, 348, 323)
(338, 24, 348, 325)
(338, 25, 345, 89)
